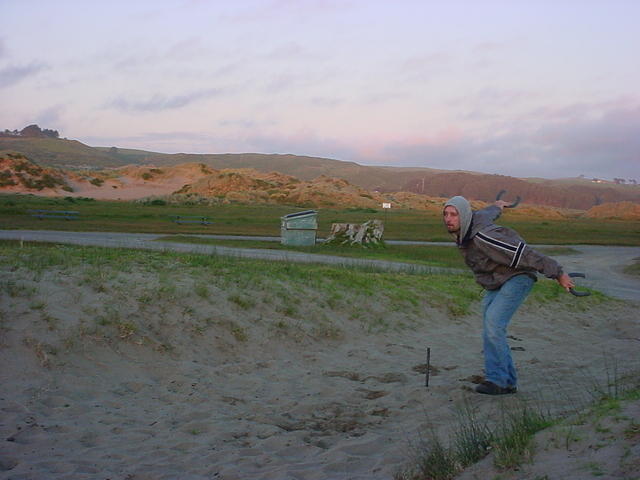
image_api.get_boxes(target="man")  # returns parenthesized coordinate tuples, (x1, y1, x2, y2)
(443, 196, 574, 395)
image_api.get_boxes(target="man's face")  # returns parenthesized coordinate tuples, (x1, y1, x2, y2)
(443, 206, 460, 233)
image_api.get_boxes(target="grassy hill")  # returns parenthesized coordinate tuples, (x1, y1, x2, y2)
(0, 137, 125, 168)
(2, 136, 639, 209)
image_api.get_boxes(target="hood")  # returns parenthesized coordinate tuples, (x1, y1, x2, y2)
(444, 196, 472, 244)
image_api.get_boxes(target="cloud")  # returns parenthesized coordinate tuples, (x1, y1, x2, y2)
(532, 104, 640, 178)
(264, 42, 309, 61)
(311, 96, 345, 107)
(378, 102, 640, 179)
(83, 128, 358, 161)
(262, 71, 322, 94)
(224, 0, 354, 23)
(83, 99, 640, 181)
(0, 62, 47, 88)
(109, 88, 223, 112)
(400, 51, 452, 83)
(34, 104, 66, 128)
(80, 131, 215, 151)
(239, 131, 357, 159)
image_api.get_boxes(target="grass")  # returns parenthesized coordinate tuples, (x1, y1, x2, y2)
(0, 238, 611, 326)
(157, 235, 467, 269)
(397, 401, 553, 480)
(1, 238, 606, 357)
(397, 369, 640, 480)
(0, 240, 481, 341)
(492, 405, 554, 469)
(1, 193, 639, 245)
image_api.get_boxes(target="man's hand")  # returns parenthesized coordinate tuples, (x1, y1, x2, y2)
(556, 273, 575, 292)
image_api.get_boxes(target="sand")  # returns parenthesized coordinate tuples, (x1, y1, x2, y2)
(1, 254, 639, 479)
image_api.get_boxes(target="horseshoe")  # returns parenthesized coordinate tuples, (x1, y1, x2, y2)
(568, 272, 591, 297)
(496, 190, 521, 208)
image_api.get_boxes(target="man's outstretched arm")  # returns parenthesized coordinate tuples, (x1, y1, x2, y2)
(491, 201, 575, 292)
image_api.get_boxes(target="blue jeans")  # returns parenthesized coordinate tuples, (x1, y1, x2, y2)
(482, 274, 534, 388)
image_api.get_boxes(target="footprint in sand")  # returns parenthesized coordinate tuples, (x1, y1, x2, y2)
(0, 457, 18, 472)
(356, 388, 389, 400)
(411, 364, 440, 375)
(365, 372, 408, 384)
(323, 370, 363, 381)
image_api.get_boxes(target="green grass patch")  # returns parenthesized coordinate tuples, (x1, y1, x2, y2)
(528, 277, 609, 310)
(0, 240, 473, 310)
(492, 405, 554, 470)
(396, 401, 553, 480)
(157, 235, 467, 269)
(0, 239, 610, 323)
(1, 193, 639, 245)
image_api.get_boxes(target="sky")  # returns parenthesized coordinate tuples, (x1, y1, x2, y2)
(1, 0, 639, 180)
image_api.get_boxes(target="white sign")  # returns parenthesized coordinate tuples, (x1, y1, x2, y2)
(382, 203, 391, 209)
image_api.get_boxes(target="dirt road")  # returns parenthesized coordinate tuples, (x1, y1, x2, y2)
(1, 230, 638, 302)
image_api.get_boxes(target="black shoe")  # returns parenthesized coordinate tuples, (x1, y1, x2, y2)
(475, 381, 517, 395)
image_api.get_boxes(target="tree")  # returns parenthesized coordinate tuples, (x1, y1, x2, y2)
(42, 128, 59, 138)
(16, 125, 60, 138)
(20, 124, 43, 137)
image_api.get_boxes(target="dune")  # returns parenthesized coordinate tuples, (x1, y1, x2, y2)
(1, 244, 639, 479)
(3, 155, 640, 220)
(586, 201, 640, 221)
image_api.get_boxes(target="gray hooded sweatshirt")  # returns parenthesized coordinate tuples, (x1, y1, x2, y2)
(444, 196, 563, 290)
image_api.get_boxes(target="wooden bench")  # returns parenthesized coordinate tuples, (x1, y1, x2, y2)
(29, 209, 80, 220)
(169, 215, 211, 225)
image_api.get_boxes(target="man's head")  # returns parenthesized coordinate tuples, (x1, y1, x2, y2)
(443, 196, 472, 242)
(443, 205, 460, 233)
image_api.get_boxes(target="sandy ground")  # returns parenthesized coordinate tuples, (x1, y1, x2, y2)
(1, 234, 639, 479)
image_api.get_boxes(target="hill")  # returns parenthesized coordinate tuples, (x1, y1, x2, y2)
(586, 201, 640, 220)
(0, 136, 127, 168)
(2, 136, 639, 209)
(396, 171, 640, 210)
(7, 155, 638, 221)
(0, 154, 449, 211)
(0, 153, 72, 192)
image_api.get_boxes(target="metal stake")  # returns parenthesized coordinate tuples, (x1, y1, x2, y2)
(425, 347, 431, 388)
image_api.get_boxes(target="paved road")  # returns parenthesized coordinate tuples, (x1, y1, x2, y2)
(1, 230, 639, 302)
(549, 245, 640, 302)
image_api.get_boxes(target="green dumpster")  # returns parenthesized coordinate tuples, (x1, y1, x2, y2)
(281, 210, 318, 246)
